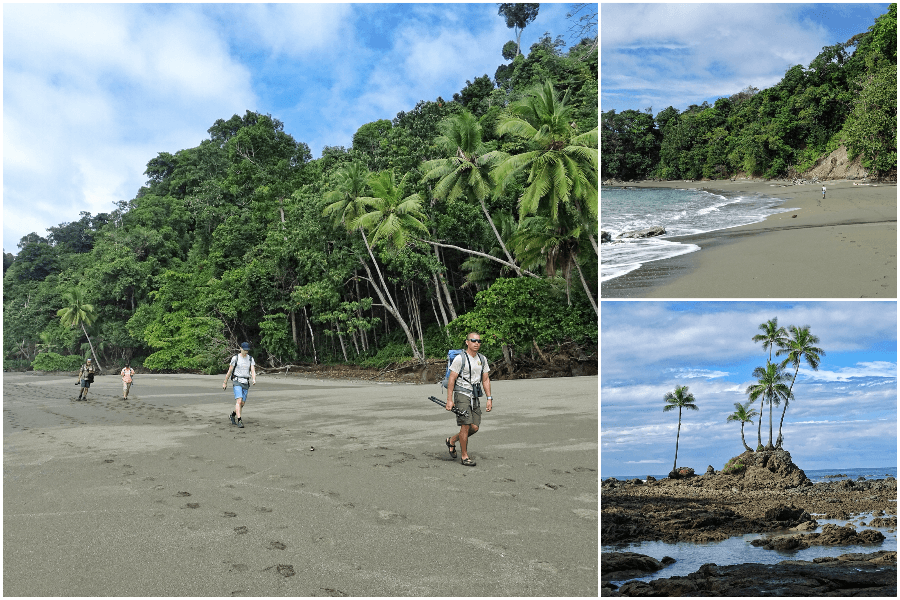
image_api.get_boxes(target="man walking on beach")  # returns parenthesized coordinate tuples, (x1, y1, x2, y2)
(121, 362, 135, 400)
(223, 342, 256, 428)
(822, 185, 826, 199)
(76, 358, 95, 401)
(445, 332, 493, 466)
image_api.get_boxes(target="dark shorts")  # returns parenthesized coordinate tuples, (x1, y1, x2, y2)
(81, 380, 91, 388)
(454, 392, 482, 427)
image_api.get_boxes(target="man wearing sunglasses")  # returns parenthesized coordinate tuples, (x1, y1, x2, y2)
(445, 332, 493, 466)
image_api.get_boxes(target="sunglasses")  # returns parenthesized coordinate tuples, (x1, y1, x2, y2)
(468, 338, 482, 343)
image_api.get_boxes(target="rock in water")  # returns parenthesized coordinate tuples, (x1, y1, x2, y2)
(616, 226, 666, 239)
(601, 552, 667, 582)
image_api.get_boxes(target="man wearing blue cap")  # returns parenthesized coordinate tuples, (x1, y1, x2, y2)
(223, 342, 256, 428)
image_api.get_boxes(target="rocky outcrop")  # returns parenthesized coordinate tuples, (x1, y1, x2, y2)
(616, 226, 666, 239)
(705, 465, 715, 475)
(750, 523, 885, 551)
(603, 551, 896, 597)
(601, 552, 675, 582)
(601, 230, 612, 243)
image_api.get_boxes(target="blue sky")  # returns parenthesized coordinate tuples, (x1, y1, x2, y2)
(3, 3, 585, 254)
(601, 301, 897, 476)
(601, 3, 892, 114)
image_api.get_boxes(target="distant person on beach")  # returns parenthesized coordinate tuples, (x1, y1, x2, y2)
(76, 358, 95, 401)
(223, 342, 256, 428)
(822, 185, 826, 199)
(445, 332, 493, 466)
(121, 363, 135, 400)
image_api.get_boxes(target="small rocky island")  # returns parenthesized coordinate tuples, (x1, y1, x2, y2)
(601, 450, 897, 596)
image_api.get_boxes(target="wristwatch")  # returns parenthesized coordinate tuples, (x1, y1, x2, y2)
(487, 396, 493, 400)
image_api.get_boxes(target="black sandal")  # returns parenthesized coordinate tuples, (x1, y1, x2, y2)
(461, 457, 476, 467)
(446, 437, 457, 459)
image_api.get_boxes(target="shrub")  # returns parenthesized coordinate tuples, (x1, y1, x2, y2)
(721, 457, 746, 475)
(32, 352, 83, 372)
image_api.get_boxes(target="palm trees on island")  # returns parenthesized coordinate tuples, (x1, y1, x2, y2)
(662, 317, 824, 479)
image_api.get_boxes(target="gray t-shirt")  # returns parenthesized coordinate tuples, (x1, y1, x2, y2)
(450, 352, 489, 398)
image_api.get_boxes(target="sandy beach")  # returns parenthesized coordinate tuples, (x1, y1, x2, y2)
(3, 371, 598, 596)
(601, 179, 897, 298)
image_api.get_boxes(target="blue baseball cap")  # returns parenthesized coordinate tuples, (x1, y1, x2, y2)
(241, 342, 251, 350)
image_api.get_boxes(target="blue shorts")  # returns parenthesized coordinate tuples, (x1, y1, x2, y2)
(233, 384, 249, 402)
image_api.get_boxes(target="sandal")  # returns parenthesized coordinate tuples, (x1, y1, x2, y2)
(461, 457, 476, 467)
(446, 437, 457, 459)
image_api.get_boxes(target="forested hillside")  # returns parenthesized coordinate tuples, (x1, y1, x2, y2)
(601, 4, 896, 182)
(4, 25, 598, 375)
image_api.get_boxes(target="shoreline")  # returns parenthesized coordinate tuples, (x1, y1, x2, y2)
(600, 179, 897, 298)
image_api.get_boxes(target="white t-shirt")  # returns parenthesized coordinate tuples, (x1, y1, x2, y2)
(450, 352, 489, 397)
(230, 354, 255, 383)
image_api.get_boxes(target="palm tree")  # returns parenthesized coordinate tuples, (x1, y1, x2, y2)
(57, 288, 104, 373)
(351, 170, 430, 363)
(492, 80, 598, 252)
(662, 385, 699, 476)
(422, 110, 521, 275)
(726, 401, 759, 452)
(510, 213, 596, 314)
(746, 361, 793, 451)
(751, 318, 788, 448)
(774, 325, 825, 449)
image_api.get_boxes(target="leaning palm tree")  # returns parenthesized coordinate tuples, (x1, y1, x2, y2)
(351, 170, 430, 363)
(726, 401, 759, 453)
(422, 110, 521, 275)
(662, 385, 699, 476)
(491, 80, 598, 251)
(751, 318, 788, 448)
(746, 361, 793, 451)
(774, 325, 825, 449)
(57, 288, 104, 373)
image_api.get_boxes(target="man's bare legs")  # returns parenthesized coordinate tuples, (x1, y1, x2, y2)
(450, 423, 479, 460)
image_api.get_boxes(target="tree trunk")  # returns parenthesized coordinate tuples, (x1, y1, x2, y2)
(502, 343, 513, 369)
(334, 322, 348, 362)
(421, 239, 540, 278)
(478, 196, 520, 276)
(359, 259, 423, 362)
(302, 306, 318, 364)
(432, 273, 448, 327)
(673, 409, 682, 473)
(766, 397, 774, 450)
(776, 364, 801, 449)
(573, 256, 598, 315)
(757, 397, 764, 449)
(81, 323, 104, 373)
(740, 423, 753, 452)
(434, 245, 457, 321)
(290, 309, 298, 346)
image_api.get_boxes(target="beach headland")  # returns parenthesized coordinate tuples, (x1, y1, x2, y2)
(3, 371, 598, 596)
(601, 450, 898, 596)
(601, 179, 897, 298)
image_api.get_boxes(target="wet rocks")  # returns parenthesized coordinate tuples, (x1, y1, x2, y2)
(601, 230, 612, 243)
(601, 552, 673, 582)
(617, 226, 666, 239)
(604, 551, 896, 597)
(750, 524, 886, 551)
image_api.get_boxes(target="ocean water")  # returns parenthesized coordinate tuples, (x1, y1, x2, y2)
(602, 466, 898, 584)
(602, 467, 897, 484)
(600, 186, 796, 282)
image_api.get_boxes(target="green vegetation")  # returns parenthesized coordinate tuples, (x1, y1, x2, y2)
(721, 457, 746, 476)
(4, 20, 597, 374)
(601, 4, 897, 181)
(726, 401, 759, 453)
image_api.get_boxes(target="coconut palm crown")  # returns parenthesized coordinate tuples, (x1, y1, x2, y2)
(726, 400, 760, 452)
(746, 361, 793, 451)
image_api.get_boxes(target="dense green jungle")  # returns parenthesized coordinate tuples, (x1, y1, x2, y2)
(601, 4, 896, 182)
(3, 22, 599, 379)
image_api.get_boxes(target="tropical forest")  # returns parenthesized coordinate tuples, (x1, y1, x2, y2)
(601, 3, 896, 182)
(3, 5, 598, 378)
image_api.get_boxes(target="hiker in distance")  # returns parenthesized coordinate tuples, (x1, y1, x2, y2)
(75, 357, 96, 401)
(222, 342, 256, 428)
(121, 362, 135, 400)
(445, 332, 493, 466)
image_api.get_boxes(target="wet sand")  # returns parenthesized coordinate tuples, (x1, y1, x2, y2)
(601, 179, 897, 298)
(3, 371, 598, 596)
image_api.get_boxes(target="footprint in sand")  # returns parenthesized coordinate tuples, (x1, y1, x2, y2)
(185, 503, 200, 509)
(267, 541, 286, 550)
(234, 526, 249, 534)
(224, 512, 237, 518)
